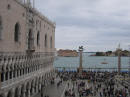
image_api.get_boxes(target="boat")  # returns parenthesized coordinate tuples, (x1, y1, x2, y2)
(101, 58, 108, 64)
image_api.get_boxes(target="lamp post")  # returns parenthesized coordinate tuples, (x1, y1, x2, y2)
(78, 46, 84, 76)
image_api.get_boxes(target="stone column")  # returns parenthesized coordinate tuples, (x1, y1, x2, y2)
(17, 94, 21, 97)
(25, 68, 26, 74)
(18, 69, 20, 77)
(41, 84, 44, 92)
(36, 85, 38, 93)
(10, 71, 13, 79)
(41, 84, 44, 97)
(3, 72, 5, 82)
(15, 70, 17, 78)
(118, 50, 121, 74)
(27, 89, 30, 97)
(116, 44, 122, 75)
(16, 70, 18, 77)
(8, 71, 10, 80)
(12, 71, 14, 79)
(38, 84, 41, 92)
(45, 80, 47, 86)
(27, 68, 29, 74)
(32, 87, 34, 95)
(21, 69, 23, 76)
(22, 92, 26, 97)
(78, 46, 83, 76)
(21, 88, 26, 97)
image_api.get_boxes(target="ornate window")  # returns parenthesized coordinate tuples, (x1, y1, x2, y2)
(14, 22, 20, 42)
(45, 34, 47, 48)
(37, 31, 40, 46)
(0, 16, 2, 40)
(28, 29, 33, 49)
(50, 36, 52, 48)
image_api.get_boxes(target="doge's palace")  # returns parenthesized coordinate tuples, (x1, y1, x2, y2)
(0, 0, 56, 97)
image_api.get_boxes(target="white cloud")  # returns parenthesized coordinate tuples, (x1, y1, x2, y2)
(34, 0, 130, 51)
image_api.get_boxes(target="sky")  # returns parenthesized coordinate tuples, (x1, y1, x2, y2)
(34, 0, 130, 52)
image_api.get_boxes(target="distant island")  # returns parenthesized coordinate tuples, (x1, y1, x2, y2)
(91, 50, 130, 57)
(58, 49, 78, 57)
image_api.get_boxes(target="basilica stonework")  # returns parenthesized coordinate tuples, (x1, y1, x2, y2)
(0, 0, 56, 97)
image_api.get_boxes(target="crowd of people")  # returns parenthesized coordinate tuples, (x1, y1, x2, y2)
(78, 81, 92, 97)
(57, 71, 130, 97)
(64, 89, 75, 97)
(42, 71, 130, 97)
(86, 71, 130, 97)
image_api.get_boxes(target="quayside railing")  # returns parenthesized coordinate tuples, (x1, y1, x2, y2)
(55, 67, 130, 72)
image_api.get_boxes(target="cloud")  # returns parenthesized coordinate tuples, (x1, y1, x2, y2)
(34, 0, 130, 51)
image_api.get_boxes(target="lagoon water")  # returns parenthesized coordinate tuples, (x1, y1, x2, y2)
(54, 53, 129, 72)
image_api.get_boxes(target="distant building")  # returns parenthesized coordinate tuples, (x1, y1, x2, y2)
(58, 49, 78, 57)
(0, 0, 56, 97)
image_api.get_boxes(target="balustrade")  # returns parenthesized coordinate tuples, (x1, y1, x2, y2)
(0, 52, 55, 88)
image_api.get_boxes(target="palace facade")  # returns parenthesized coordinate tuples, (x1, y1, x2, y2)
(0, 0, 56, 97)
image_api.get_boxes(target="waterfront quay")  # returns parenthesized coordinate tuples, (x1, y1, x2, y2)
(34, 71, 130, 97)
(55, 67, 130, 72)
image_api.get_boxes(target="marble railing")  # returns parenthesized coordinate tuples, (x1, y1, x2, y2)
(0, 52, 55, 65)
(0, 52, 55, 89)
(1, 66, 54, 89)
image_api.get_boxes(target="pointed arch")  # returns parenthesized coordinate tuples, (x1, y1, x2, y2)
(0, 16, 3, 40)
(14, 22, 20, 42)
(28, 29, 33, 49)
(7, 90, 13, 97)
(50, 36, 52, 48)
(45, 34, 47, 48)
(37, 31, 40, 46)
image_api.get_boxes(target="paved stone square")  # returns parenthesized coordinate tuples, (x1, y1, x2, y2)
(33, 76, 130, 97)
